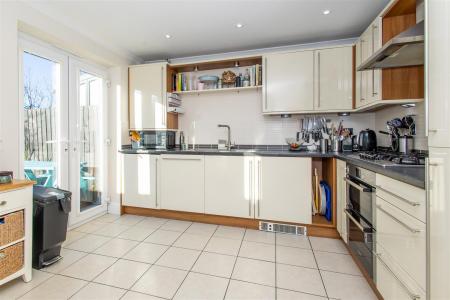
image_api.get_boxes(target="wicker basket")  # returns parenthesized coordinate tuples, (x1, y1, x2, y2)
(0, 242, 24, 280)
(0, 210, 25, 247)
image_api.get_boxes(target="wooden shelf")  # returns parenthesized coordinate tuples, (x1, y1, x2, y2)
(172, 85, 263, 95)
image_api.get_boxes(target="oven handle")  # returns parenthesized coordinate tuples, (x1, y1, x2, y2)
(344, 209, 365, 232)
(345, 177, 372, 193)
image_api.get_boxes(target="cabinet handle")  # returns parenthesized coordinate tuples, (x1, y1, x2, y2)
(376, 205, 422, 233)
(375, 252, 421, 300)
(161, 66, 165, 127)
(264, 57, 268, 110)
(249, 160, 253, 216)
(376, 185, 420, 207)
(317, 52, 321, 108)
(161, 156, 202, 161)
(257, 160, 261, 217)
(155, 157, 158, 208)
(0, 201, 6, 206)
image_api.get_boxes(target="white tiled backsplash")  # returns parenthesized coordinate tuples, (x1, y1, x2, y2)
(374, 102, 427, 150)
(178, 90, 375, 145)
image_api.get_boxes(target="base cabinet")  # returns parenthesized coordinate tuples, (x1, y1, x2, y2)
(257, 157, 312, 224)
(160, 155, 205, 213)
(205, 156, 253, 218)
(336, 159, 347, 242)
(122, 154, 157, 209)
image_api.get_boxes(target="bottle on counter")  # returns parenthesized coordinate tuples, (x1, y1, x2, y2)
(235, 73, 242, 87)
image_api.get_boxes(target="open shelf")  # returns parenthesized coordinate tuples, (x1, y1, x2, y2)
(172, 85, 262, 95)
(311, 157, 336, 228)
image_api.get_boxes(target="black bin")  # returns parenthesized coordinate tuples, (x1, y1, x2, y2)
(32, 186, 71, 269)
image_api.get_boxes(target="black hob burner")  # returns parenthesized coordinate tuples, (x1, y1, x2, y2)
(357, 149, 426, 166)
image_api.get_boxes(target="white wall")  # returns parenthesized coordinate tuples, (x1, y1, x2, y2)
(178, 90, 375, 145)
(0, 1, 134, 214)
(374, 102, 427, 150)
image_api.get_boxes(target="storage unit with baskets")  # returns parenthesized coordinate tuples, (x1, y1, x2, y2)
(0, 180, 34, 286)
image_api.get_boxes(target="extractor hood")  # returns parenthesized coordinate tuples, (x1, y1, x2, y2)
(357, 21, 424, 71)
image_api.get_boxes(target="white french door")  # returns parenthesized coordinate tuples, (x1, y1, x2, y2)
(19, 37, 108, 226)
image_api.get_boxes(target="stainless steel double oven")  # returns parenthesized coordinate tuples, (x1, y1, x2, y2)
(344, 164, 376, 280)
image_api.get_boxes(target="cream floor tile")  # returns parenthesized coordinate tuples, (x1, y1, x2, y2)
(131, 265, 187, 299)
(94, 259, 150, 289)
(321, 270, 377, 300)
(0, 270, 53, 300)
(214, 226, 245, 240)
(118, 226, 156, 241)
(173, 272, 229, 300)
(73, 221, 105, 234)
(64, 234, 111, 253)
(135, 217, 168, 229)
(276, 264, 326, 297)
(121, 291, 165, 300)
(231, 257, 275, 287)
(192, 252, 236, 278)
(315, 251, 361, 275)
(244, 229, 275, 244)
(95, 213, 121, 223)
(93, 238, 139, 258)
(60, 253, 117, 281)
(173, 233, 210, 250)
(204, 237, 241, 256)
(123, 242, 168, 264)
(155, 247, 201, 271)
(309, 237, 348, 254)
(93, 223, 130, 237)
(184, 222, 217, 237)
(71, 282, 126, 300)
(276, 233, 311, 249)
(144, 229, 182, 245)
(239, 241, 275, 262)
(276, 245, 317, 269)
(18, 275, 87, 300)
(160, 220, 192, 232)
(63, 231, 87, 247)
(114, 214, 145, 226)
(277, 289, 328, 300)
(225, 279, 275, 300)
(41, 248, 87, 274)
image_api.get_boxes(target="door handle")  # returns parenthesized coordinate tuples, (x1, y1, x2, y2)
(317, 52, 321, 108)
(376, 185, 420, 207)
(257, 159, 261, 217)
(376, 205, 422, 233)
(345, 178, 371, 192)
(249, 160, 253, 217)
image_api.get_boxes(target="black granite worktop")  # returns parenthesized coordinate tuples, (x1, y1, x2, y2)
(120, 146, 425, 189)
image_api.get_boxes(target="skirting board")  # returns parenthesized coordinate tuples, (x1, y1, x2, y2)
(121, 206, 340, 239)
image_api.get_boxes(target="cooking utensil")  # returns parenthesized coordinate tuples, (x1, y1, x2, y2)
(399, 136, 414, 154)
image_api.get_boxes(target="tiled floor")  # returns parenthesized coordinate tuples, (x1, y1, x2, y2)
(0, 214, 377, 300)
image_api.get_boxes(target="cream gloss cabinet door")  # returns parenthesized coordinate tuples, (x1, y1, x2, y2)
(427, 0, 450, 147)
(314, 47, 353, 111)
(122, 154, 158, 209)
(204, 156, 254, 218)
(160, 155, 204, 213)
(129, 63, 167, 130)
(369, 17, 382, 102)
(255, 157, 312, 224)
(336, 159, 347, 242)
(263, 51, 314, 113)
(428, 148, 450, 299)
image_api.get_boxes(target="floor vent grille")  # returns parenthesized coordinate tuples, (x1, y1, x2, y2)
(259, 221, 307, 236)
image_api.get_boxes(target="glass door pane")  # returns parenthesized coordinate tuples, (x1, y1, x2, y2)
(78, 71, 104, 212)
(22, 52, 62, 188)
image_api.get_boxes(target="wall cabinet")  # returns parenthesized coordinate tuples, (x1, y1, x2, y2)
(160, 155, 204, 213)
(336, 159, 347, 242)
(122, 154, 158, 209)
(263, 51, 314, 113)
(205, 156, 254, 218)
(355, 18, 382, 108)
(314, 47, 353, 111)
(129, 63, 168, 130)
(256, 157, 312, 224)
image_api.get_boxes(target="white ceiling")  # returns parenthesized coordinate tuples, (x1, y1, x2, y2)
(25, 0, 390, 61)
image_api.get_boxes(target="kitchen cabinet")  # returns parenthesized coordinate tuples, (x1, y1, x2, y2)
(336, 159, 347, 242)
(263, 50, 314, 113)
(205, 156, 254, 218)
(255, 157, 312, 224)
(427, 0, 450, 147)
(129, 62, 168, 130)
(122, 154, 158, 209)
(428, 147, 450, 299)
(160, 154, 204, 213)
(355, 18, 382, 108)
(314, 47, 353, 111)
